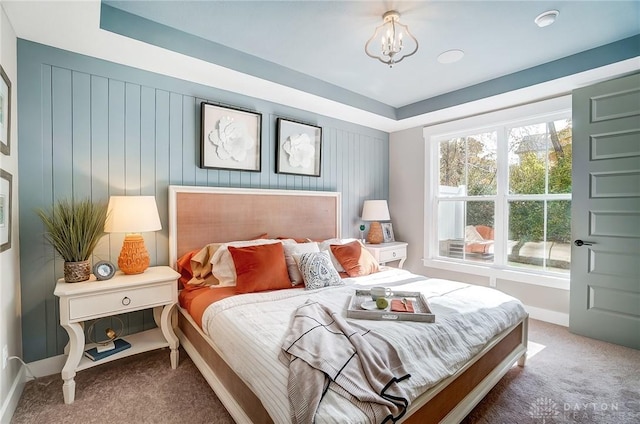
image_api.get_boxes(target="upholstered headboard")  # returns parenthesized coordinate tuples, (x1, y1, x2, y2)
(168, 186, 342, 266)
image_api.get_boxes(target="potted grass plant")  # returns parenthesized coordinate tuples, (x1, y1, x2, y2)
(37, 198, 109, 282)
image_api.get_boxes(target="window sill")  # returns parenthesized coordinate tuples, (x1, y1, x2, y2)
(422, 258, 570, 291)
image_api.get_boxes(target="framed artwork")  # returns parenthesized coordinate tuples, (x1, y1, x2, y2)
(382, 222, 395, 243)
(0, 65, 11, 155)
(0, 168, 12, 252)
(200, 102, 262, 172)
(276, 118, 322, 177)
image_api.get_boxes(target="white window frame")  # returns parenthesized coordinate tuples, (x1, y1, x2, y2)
(423, 96, 572, 290)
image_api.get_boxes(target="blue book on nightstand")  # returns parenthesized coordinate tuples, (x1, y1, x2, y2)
(84, 339, 131, 361)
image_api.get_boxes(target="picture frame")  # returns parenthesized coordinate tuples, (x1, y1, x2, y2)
(0, 65, 11, 155)
(0, 168, 12, 252)
(276, 117, 322, 177)
(382, 222, 395, 243)
(200, 101, 262, 172)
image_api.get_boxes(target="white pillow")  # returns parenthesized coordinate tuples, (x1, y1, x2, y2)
(283, 242, 320, 285)
(293, 251, 343, 290)
(318, 238, 356, 273)
(210, 238, 295, 286)
(465, 225, 484, 242)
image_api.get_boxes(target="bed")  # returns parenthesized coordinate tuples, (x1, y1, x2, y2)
(168, 185, 528, 424)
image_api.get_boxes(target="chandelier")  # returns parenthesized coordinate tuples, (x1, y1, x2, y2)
(365, 10, 419, 68)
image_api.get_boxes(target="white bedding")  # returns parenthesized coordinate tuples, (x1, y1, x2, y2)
(200, 268, 527, 423)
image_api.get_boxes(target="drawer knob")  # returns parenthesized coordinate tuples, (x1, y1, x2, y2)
(393, 252, 397, 257)
(122, 297, 131, 306)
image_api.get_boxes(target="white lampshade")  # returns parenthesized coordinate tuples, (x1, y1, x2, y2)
(105, 196, 162, 233)
(361, 200, 390, 221)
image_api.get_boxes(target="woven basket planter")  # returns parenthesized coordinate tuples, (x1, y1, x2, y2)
(64, 260, 91, 283)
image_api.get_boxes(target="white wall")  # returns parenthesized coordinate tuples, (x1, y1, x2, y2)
(0, 5, 23, 422)
(389, 126, 424, 272)
(389, 110, 571, 327)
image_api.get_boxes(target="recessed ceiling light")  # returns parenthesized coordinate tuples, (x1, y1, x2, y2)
(534, 10, 559, 28)
(437, 49, 465, 64)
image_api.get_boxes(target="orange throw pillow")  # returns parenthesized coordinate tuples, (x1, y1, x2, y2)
(176, 249, 198, 288)
(330, 240, 379, 277)
(228, 242, 292, 294)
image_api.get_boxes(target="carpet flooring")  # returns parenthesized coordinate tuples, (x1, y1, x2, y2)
(11, 319, 640, 423)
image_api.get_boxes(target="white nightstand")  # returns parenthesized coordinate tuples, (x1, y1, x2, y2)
(54, 265, 180, 404)
(364, 241, 408, 268)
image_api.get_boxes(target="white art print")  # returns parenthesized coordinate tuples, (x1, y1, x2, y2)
(200, 102, 262, 171)
(276, 118, 322, 177)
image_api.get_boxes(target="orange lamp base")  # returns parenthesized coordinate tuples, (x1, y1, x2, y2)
(117, 234, 150, 275)
(366, 222, 384, 244)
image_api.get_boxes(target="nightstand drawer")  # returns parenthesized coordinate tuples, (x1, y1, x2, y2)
(378, 246, 407, 262)
(68, 283, 174, 321)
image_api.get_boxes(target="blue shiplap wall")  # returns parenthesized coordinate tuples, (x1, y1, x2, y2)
(18, 40, 388, 362)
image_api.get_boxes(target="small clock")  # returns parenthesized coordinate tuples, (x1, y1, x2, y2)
(93, 260, 116, 280)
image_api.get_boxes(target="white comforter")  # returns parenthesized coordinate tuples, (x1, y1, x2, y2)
(200, 268, 527, 423)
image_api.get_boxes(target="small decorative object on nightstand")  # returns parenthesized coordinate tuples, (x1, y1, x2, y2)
(93, 260, 116, 280)
(364, 241, 408, 268)
(54, 266, 180, 404)
(37, 198, 109, 283)
(361, 200, 390, 244)
(104, 196, 162, 275)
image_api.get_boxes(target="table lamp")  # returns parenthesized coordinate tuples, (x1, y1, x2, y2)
(361, 200, 390, 244)
(104, 196, 162, 274)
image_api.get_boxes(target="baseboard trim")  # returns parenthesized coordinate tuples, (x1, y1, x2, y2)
(26, 354, 67, 379)
(524, 304, 569, 327)
(0, 366, 26, 424)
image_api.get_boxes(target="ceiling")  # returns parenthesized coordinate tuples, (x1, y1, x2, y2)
(3, 1, 640, 131)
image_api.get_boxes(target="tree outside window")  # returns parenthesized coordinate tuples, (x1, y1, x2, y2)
(437, 119, 572, 274)
(508, 120, 572, 272)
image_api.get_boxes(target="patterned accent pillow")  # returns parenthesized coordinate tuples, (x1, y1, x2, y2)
(294, 251, 344, 290)
(283, 242, 320, 285)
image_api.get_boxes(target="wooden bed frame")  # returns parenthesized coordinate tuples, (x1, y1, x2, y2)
(168, 185, 528, 424)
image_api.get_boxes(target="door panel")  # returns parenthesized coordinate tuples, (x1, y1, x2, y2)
(570, 73, 640, 349)
(591, 129, 640, 160)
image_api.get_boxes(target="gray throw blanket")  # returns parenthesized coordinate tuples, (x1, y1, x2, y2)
(281, 300, 411, 424)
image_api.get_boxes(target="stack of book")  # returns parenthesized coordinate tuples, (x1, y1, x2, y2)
(84, 339, 131, 361)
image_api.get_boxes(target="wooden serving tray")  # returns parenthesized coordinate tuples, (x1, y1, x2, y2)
(347, 290, 435, 322)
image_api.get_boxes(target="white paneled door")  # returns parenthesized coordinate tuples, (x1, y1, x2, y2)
(570, 73, 640, 349)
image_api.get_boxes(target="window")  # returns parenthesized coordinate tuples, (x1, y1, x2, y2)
(506, 120, 572, 274)
(426, 98, 572, 283)
(437, 132, 497, 265)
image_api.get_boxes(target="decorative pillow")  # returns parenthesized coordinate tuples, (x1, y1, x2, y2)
(318, 238, 357, 273)
(294, 251, 344, 290)
(176, 249, 199, 288)
(330, 240, 379, 277)
(210, 238, 295, 286)
(188, 243, 222, 286)
(465, 225, 484, 242)
(228, 242, 293, 294)
(283, 242, 320, 285)
(475, 225, 494, 240)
